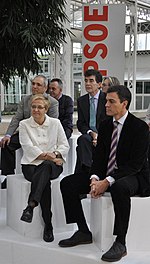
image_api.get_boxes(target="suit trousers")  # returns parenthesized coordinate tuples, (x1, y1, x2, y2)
(22, 160, 62, 226)
(1, 132, 21, 175)
(110, 175, 139, 237)
(60, 172, 91, 224)
(74, 134, 95, 173)
(60, 173, 139, 238)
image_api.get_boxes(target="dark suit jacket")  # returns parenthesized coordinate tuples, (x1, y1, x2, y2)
(59, 94, 73, 139)
(77, 90, 107, 134)
(90, 112, 150, 197)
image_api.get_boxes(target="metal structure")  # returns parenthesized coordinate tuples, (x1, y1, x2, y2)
(69, 0, 150, 110)
(1, 0, 150, 115)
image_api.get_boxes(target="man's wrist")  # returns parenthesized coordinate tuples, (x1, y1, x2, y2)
(87, 129, 92, 134)
(106, 176, 115, 186)
(5, 134, 11, 138)
(90, 175, 99, 181)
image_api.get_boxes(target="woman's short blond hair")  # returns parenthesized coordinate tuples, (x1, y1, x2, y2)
(31, 94, 50, 111)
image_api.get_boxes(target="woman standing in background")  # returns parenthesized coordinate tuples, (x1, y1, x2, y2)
(102, 76, 120, 93)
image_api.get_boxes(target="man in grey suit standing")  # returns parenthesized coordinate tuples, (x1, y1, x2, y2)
(0, 75, 58, 188)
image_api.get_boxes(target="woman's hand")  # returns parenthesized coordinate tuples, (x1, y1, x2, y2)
(37, 152, 63, 165)
(46, 152, 56, 160)
(37, 152, 56, 160)
(53, 158, 63, 166)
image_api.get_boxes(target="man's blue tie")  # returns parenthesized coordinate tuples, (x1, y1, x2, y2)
(89, 96, 96, 131)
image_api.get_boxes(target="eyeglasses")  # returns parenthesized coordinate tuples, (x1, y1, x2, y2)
(31, 105, 45, 110)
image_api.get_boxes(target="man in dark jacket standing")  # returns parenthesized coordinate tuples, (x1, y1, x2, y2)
(48, 78, 73, 139)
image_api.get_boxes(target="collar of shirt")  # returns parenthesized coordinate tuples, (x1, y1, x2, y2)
(89, 90, 100, 100)
(58, 93, 63, 100)
(113, 111, 128, 139)
(30, 114, 49, 128)
(90, 112, 128, 183)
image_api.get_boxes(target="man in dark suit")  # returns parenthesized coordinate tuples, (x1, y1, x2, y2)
(75, 69, 107, 173)
(0, 75, 58, 188)
(58, 85, 150, 262)
(48, 78, 73, 139)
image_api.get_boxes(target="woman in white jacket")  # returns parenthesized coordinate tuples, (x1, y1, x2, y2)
(19, 94, 69, 242)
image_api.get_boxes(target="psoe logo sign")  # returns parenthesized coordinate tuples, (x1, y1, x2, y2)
(82, 4, 125, 79)
(83, 5, 108, 76)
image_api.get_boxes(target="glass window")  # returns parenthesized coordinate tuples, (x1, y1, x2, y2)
(146, 33, 150, 50)
(144, 82, 150, 94)
(73, 43, 82, 54)
(78, 57, 82, 63)
(4, 94, 20, 108)
(144, 96, 150, 109)
(136, 82, 142, 93)
(45, 62, 48, 72)
(14, 79, 20, 94)
(125, 15, 130, 24)
(21, 78, 27, 94)
(74, 81, 81, 110)
(125, 35, 130, 52)
(39, 61, 43, 72)
(5, 79, 20, 96)
(137, 34, 146, 50)
(136, 96, 142, 110)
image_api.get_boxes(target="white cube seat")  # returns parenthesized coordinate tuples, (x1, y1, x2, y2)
(90, 193, 150, 251)
(7, 174, 74, 239)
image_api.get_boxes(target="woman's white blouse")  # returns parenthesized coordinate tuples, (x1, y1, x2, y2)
(19, 114, 69, 165)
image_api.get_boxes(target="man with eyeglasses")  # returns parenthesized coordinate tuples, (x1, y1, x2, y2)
(0, 75, 58, 188)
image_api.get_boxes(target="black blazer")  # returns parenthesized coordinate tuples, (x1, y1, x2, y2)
(59, 94, 73, 139)
(77, 90, 107, 134)
(90, 112, 150, 197)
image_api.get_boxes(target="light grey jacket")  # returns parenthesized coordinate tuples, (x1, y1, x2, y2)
(6, 93, 58, 136)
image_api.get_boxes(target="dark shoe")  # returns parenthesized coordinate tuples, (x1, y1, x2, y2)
(101, 241, 127, 262)
(58, 230, 92, 247)
(1, 178, 7, 189)
(20, 206, 33, 223)
(43, 225, 54, 242)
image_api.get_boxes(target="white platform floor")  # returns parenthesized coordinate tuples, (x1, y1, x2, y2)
(1, 190, 150, 264)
